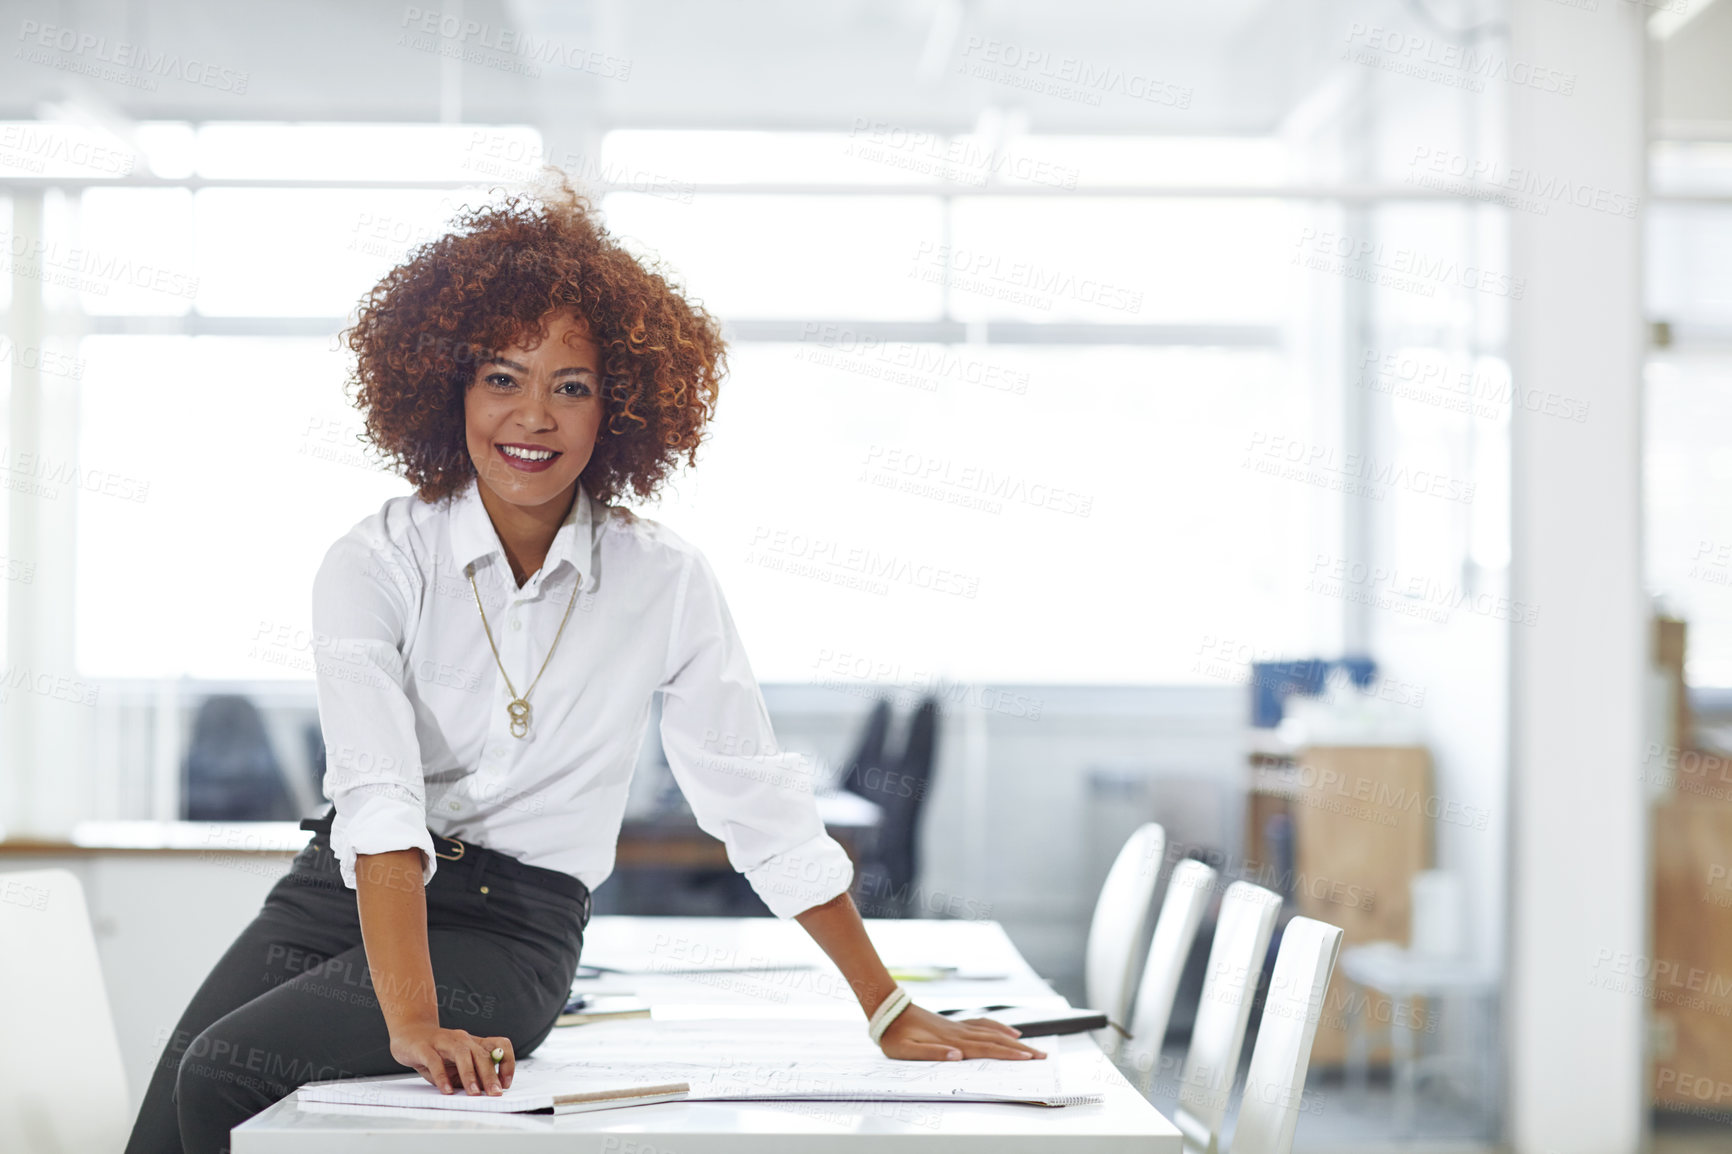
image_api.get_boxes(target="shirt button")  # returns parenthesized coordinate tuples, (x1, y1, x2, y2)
(512, 619, 522, 632)
(448, 800, 462, 811)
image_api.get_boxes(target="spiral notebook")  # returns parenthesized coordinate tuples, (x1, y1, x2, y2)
(296, 1067, 689, 1115)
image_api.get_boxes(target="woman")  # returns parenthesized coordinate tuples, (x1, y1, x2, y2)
(125, 175, 1040, 1154)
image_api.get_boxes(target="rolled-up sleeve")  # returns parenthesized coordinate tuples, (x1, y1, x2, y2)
(658, 547, 854, 918)
(310, 533, 436, 891)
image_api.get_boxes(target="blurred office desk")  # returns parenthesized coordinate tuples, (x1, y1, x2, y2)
(234, 916, 1179, 1153)
(615, 790, 881, 869)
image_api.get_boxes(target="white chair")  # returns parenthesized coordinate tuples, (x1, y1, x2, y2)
(1173, 881, 1283, 1154)
(0, 869, 131, 1152)
(1229, 916, 1345, 1154)
(1083, 822, 1166, 1054)
(1342, 870, 1498, 1136)
(1121, 858, 1218, 1095)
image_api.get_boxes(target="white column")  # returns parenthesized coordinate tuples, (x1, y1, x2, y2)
(1507, 2, 1648, 1151)
(3, 191, 90, 839)
(3, 191, 48, 837)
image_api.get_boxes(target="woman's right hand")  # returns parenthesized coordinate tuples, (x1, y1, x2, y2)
(389, 1022, 515, 1095)
(354, 850, 512, 1095)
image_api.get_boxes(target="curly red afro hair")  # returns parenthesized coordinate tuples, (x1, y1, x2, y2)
(341, 170, 725, 507)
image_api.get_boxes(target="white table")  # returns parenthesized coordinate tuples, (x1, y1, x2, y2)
(235, 917, 1179, 1152)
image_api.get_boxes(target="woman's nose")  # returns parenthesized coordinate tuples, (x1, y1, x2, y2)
(515, 388, 554, 427)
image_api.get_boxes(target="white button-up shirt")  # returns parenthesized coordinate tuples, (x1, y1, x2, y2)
(309, 476, 853, 919)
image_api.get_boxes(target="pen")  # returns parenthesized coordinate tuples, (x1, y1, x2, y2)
(885, 966, 1011, 982)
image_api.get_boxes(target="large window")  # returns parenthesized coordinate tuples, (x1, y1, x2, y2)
(1646, 143, 1732, 685)
(3, 118, 1509, 817)
(8, 123, 1350, 687)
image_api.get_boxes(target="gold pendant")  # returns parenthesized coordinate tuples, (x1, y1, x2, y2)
(508, 698, 531, 738)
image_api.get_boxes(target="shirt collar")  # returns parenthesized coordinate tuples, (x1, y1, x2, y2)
(448, 476, 599, 594)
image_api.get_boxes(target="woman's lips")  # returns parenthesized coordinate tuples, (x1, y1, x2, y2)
(495, 443, 562, 473)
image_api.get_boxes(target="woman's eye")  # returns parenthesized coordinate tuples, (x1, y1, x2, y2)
(559, 381, 592, 396)
(485, 373, 515, 388)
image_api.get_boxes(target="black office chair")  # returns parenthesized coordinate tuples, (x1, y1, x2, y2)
(304, 722, 329, 815)
(838, 697, 893, 797)
(182, 695, 298, 822)
(847, 696, 940, 918)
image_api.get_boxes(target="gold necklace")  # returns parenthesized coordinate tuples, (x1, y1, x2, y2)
(467, 565, 582, 738)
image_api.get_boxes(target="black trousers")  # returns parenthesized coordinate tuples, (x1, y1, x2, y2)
(123, 832, 589, 1154)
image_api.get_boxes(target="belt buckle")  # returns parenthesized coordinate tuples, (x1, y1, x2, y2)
(434, 835, 466, 862)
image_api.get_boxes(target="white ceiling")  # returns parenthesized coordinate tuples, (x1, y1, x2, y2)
(4, 0, 1729, 143)
(0, 0, 1352, 134)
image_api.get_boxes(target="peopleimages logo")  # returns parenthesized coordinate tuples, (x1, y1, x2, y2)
(745, 525, 980, 600)
(845, 118, 1080, 189)
(860, 444, 1093, 518)
(0, 665, 100, 707)
(1307, 553, 1540, 628)
(15, 20, 251, 92)
(1356, 348, 1590, 424)
(1341, 22, 1576, 95)
(0, 447, 151, 503)
(1243, 432, 1477, 505)
(954, 36, 1193, 108)
(1405, 145, 1639, 219)
(398, 7, 631, 80)
(1289, 759, 1491, 831)
(796, 324, 1031, 397)
(0, 124, 134, 176)
(809, 648, 1045, 721)
(910, 241, 1144, 314)
(1293, 227, 1525, 300)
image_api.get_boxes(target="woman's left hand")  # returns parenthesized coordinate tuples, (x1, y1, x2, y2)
(876, 1003, 1047, 1061)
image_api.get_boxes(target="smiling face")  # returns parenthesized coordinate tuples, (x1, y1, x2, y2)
(464, 311, 606, 518)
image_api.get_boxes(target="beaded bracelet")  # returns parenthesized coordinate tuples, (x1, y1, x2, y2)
(867, 985, 913, 1045)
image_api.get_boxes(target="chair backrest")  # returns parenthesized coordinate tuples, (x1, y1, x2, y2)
(848, 696, 940, 917)
(183, 693, 296, 820)
(1173, 881, 1283, 1153)
(887, 697, 940, 855)
(840, 697, 894, 798)
(1123, 858, 1218, 1095)
(1409, 869, 1465, 958)
(0, 869, 130, 1152)
(1084, 821, 1167, 1048)
(1229, 916, 1345, 1154)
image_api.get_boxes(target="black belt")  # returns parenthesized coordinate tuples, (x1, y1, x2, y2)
(299, 807, 591, 920)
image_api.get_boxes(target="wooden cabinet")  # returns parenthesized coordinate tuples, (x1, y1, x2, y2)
(1248, 744, 1433, 1065)
(1651, 787, 1732, 1112)
(1643, 614, 1732, 1114)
